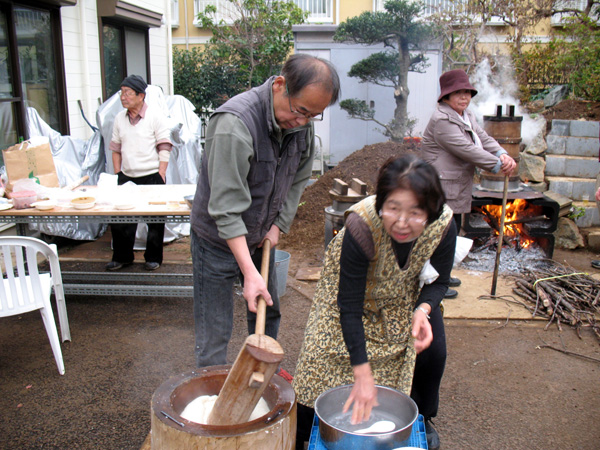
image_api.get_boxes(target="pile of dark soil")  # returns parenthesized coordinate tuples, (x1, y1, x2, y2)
(280, 140, 419, 252)
(541, 99, 600, 123)
(280, 99, 600, 254)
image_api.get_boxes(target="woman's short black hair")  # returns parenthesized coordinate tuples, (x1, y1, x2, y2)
(375, 154, 446, 223)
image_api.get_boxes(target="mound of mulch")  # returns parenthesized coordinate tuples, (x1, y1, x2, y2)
(280, 140, 418, 252)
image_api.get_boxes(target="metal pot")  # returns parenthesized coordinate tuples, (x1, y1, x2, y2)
(315, 384, 418, 450)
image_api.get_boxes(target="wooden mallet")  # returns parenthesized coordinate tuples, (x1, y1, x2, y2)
(207, 239, 284, 425)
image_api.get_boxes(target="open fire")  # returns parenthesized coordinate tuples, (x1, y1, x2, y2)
(462, 194, 559, 273)
(476, 198, 545, 250)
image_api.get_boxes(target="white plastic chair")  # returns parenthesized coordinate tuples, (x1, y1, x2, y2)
(0, 236, 70, 375)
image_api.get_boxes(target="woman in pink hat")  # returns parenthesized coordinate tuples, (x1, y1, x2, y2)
(422, 69, 516, 295)
(419, 69, 516, 450)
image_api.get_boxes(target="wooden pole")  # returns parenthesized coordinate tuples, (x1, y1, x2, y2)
(491, 175, 509, 295)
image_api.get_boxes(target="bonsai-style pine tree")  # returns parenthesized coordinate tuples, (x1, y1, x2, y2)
(334, 0, 436, 141)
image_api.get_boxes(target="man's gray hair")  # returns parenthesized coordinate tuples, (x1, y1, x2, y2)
(282, 53, 340, 106)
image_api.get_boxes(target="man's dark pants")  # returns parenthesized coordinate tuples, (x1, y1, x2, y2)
(191, 231, 281, 368)
(110, 172, 165, 264)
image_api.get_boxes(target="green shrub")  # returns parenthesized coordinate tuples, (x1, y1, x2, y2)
(518, 17, 600, 102)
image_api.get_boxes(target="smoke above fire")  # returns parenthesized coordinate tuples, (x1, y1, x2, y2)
(469, 58, 545, 146)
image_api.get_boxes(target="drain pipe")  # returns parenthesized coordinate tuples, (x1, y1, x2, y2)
(77, 0, 94, 138)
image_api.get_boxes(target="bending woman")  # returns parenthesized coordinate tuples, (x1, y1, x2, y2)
(293, 154, 456, 450)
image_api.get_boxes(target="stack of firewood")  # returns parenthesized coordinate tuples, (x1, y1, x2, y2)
(512, 262, 600, 341)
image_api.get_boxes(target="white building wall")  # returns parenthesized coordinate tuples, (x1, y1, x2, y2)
(296, 34, 441, 164)
(131, 0, 173, 95)
(60, 0, 103, 140)
(59, 0, 173, 140)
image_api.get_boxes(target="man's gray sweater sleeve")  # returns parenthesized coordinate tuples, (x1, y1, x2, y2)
(205, 113, 254, 240)
(273, 126, 315, 233)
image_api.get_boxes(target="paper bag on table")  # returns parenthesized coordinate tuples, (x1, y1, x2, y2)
(2, 137, 59, 195)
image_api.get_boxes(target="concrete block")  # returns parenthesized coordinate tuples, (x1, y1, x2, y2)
(570, 120, 599, 138)
(544, 155, 563, 176)
(546, 135, 566, 155)
(574, 203, 600, 227)
(587, 231, 600, 251)
(565, 136, 600, 157)
(546, 176, 597, 201)
(545, 155, 599, 178)
(549, 119, 570, 136)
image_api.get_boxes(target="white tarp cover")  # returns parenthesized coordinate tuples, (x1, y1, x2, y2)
(19, 85, 202, 243)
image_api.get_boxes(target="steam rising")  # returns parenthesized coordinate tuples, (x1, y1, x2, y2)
(470, 59, 545, 146)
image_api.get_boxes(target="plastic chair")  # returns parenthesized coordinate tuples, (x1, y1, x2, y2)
(0, 236, 70, 375)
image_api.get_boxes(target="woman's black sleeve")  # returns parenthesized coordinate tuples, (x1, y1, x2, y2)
(417, 220, 457, 311)
(338, 229, 370, 366)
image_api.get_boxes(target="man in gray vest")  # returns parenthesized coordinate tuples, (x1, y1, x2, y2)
(191, 54, 340, 368)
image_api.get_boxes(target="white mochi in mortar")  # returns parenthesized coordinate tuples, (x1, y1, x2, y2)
(180, 395, 271, 424)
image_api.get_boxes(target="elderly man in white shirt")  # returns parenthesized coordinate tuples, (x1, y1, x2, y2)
(107, 75, 172, 271)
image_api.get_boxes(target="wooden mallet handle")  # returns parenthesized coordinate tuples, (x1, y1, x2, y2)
(255, 239, 271, 335)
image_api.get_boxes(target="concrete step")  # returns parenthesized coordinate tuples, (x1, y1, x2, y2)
(572, 200, 600, 227)
(546, 134, 600, 157)
(545, 154, 600, 178)
(549, 119, 599, 138)
(546, 176, 597, 201)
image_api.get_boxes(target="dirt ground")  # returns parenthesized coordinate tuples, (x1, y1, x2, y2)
(0, 99, 599, 449)
(0, 249, 598, 450)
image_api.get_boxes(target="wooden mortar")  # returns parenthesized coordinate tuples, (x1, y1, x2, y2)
(150, 365, 296, 449)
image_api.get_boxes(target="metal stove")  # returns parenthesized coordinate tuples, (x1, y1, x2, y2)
(463, 105, 560, 258)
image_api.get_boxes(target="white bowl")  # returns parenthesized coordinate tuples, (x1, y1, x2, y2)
(70, 196, 96, 210)
(31, 200, 57, 211)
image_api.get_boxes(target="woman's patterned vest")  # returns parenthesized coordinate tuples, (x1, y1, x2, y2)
(293, 195, 453, 407)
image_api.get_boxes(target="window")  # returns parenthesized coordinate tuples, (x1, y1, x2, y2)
(172, 0, 179, 27)
(194, 0, 241, 25)
(0, 3, 67, 155)
(377, 0, 469, 17)
(292, 0, 332, 23)
(101, 21, 149, 100)
(551, 0, 592, 26)
(378, 0, 505, 25)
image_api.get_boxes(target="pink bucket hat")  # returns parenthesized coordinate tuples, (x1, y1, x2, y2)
(437, 69, 478, 102)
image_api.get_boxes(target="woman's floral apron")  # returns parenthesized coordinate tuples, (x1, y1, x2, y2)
(293, 196, 453, 407)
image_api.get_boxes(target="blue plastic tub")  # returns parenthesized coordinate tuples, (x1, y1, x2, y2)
(308, 413, 428, 449)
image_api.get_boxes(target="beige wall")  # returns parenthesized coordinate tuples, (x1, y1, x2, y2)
(339, 0, 372, 22)
(172, 0, 212, 49)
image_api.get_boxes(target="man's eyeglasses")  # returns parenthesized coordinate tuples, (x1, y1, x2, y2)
(119, 89, 137, 98)
(285, 84, 323, 122)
